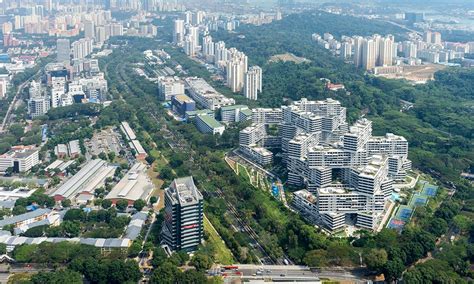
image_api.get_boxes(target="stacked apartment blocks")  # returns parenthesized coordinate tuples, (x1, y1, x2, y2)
(239, 98, 411, 231)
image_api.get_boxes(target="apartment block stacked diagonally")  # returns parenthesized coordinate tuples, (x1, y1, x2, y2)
(239, 98, 411, 232)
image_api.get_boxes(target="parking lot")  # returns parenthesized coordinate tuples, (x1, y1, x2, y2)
(85, 127, 123, 157)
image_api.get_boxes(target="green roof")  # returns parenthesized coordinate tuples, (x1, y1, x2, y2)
(240, 108, 252, 116)
(186, 109, 214, 116)
(220, 105, 248, 111)
(198, 114, 223, 129)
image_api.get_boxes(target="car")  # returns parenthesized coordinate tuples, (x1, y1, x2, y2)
(280, 274, 286, 277)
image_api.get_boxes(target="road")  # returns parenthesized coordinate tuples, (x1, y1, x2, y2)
(0, 69, 41, 133)
(216, 264, 369, 283)
(139, 210, 156, 269)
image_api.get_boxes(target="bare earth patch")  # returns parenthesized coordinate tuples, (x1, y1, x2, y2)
(269, 53, 311, 64)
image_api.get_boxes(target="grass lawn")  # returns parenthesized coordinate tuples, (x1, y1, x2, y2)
(147, 162, 165, 210)
(204, 215, 234, 265)
(8, 273, 32, 284)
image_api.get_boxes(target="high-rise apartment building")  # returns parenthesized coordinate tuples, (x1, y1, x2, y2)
(72, 38, 93, 60)
(214, 41, 227, 66)
(432, 32, 442, 45)
(362, 38, 377, 70)
(161, 176, 203, 252)
(226, 49, 248, 92)
(423, 31, 432, 44)
(378, 37, 394, 66)
(187, 26, 199, 47)
(84, 20, 95, 40)
(202, 35, 215, 59)
(244, 66, 262, 100)
(173, 19, 185, 44)
(184, 35, 196, 57)
(56, 38, 70, 63)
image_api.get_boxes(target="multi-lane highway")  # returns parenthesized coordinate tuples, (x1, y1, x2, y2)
(214, 264, 369, 283)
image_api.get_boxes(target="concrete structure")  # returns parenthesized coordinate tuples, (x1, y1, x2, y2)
(226, 49, 248, 92)
(173, 19, 185, 44)
(185, 109, 214, 121)
(171, 94, 196, 118)
(184, 77, 235, 110)
(0, 146, 39, 173)
(0, 74, 10, 99)
(244, 66, 262, 100)
(0, 208, 51, 229)
(105, 163, 154, 205)
(72, 38, 93, 60)
(220, 105, 251, 123)
(240, 98, 411, 231)
(161, 177, 203, 252)
(158, 77, 185, 101)
(195, 114, 225, 135)
(56, 38, 70, 63)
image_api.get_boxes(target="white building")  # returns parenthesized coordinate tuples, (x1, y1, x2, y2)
(158, 77, 185, 101)
(244, 66, 262, 100)
(195, 114, 225, 135)
(241, 98, 411, 232)
(0, 146, 39, 173)
(173, 19, 185, 44)
(184, 77, 235, 110)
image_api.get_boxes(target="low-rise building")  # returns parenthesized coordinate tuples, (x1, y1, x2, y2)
(195, 114, 225, 135)
(185, 109, 214, 121)
(105, 163, 154, 206)
(0, 145, 39, 173)
(50, 159, 115, 202)
(184, 77, 235, 110)
(171, 94, 196, 118)
(158, 77, 185, 101)
(0, 208, 51, 229)
(220, 105, 250, 123)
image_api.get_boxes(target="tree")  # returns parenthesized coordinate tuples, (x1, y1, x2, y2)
(98, 152, 108, 161)
(22, 225, 48, 237)
(101, 199, 112, 209)
(133, 199, 146, 211)
(64, 209, 86, 221)
(108, 151, 116, 161)
(150, 261, 181, 284)
(364, 248, 388, 273)
(150, 196, 158, 204)
(0, 243, 6, 254)
(453, 215, 472, 234)
(151, 247, 168, 267)
(383, 258, 405, 282)
(303, 249, 328, 267)
(9, 124, 24, 140)
(61, 221, 81, 237)
(30, 270, 82, 284)
(191, 253, 212, 271)
(61, 199, 72, 208)
(116, 199, 129, 211)
(12, 244, 38, 262)
(128, 241, 142, 258)
(12, 205, 27, 215)
(160, 167, 175, 180)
